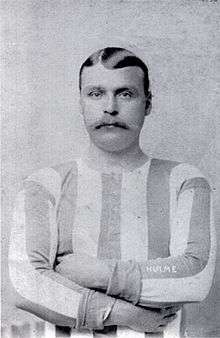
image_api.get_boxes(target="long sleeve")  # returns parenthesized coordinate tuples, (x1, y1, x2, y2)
(8, 171, 115, 330)
(106, 175, 216, 306)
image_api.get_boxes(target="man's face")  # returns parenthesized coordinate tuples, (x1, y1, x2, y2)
(80, 63, 148, 152)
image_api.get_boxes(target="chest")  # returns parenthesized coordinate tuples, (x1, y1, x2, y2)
(57, 163, 171, 261)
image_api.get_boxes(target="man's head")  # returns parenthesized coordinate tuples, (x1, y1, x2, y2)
(79, 47, 152, 152)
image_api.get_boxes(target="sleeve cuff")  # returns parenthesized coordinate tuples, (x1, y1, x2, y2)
(106, 260, 142, 305)
(76, 290, 116, 331)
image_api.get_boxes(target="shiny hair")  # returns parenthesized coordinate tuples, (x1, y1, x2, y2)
(79, 47, 152, 101)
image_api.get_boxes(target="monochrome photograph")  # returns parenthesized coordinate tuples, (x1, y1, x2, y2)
(1, 1, 220, 337)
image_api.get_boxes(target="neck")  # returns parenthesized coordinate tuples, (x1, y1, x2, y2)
(81, 140, 149, 172)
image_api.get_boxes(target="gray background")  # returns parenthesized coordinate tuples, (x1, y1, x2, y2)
(1, 0, 220, 336)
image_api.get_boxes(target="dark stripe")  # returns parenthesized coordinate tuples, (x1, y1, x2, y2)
(147, 159, 178, 259)
(96, 172, 122, 336)
(57, 162, 78, 256)
(145, 333, 164, 338)
(180, 307, 187, 338)
(97, 172, 122, 260)
(56, 325, 71, 337)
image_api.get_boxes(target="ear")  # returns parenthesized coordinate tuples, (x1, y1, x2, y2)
(144, 93, 152, 116)
(145, 101, 152, 116)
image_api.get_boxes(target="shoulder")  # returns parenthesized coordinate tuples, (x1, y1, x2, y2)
(151, 158, 211, 192)
(24, 160, 78, 203)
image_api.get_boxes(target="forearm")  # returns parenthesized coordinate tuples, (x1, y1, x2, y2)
(107, 180, 215, 306)
(9, 183, 115, 330)
(58, 182, 215, 306)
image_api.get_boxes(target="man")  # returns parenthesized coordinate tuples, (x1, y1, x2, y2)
(9, 47, 216, 338)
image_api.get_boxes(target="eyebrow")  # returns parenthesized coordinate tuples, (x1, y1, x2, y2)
(115, 87, 138, 95)
(83, 86, 138, 94)
(83, 86, 104, 92)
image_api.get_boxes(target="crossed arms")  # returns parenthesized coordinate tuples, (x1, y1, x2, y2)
(8, 169, 216, 332)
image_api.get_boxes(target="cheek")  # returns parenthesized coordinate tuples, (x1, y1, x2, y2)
(82, 101, 103, 123)
(120, 101, 145, 126)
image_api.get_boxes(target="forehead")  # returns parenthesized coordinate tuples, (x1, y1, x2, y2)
(81, 63, 145, 91)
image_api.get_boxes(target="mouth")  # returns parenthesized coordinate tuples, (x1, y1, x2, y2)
(95, 122, 128, 130)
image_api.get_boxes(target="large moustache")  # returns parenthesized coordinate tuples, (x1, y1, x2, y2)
(94, 119, 129, 130)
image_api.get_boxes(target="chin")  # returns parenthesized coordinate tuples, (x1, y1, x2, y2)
(92, 136, 137, 153)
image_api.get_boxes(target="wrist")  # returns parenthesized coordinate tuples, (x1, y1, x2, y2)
(104, 299, 131, 327)
(106, 260, 142, 304)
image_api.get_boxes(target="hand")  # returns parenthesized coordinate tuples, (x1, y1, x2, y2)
(106, 299, 179, 333)
(56, 254, 112, 290)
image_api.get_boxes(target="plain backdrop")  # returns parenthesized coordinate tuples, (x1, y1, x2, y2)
(2, 1, 220, 336)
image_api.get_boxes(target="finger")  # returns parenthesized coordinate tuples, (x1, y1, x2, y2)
(162, 314, 177, 324)
(170, 305, 181, 312)
(163, 307, 178, 316)
(164, 305, 181, 312)
(164, 312, 178, 319)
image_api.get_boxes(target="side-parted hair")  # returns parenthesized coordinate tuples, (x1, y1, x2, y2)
(79, 47, 152, 103)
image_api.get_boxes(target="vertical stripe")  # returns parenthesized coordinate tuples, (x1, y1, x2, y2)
(118, 161, 149, 338)
(56, 325, 71, 337)
(163, 312, 182, 338)
(57, 166, 78, 257)
(146, 159, 176, 259)
(49, 204, 59, 266)
(73, 160, 102, 258)
(44, 322, 56, 338)
(117, 331, 146, 338)
(120, 162, 149, 261)
(179, 307, 187, 338)
(169, 190, 194, 256)
(96, 172, 122, 337)
(146, 159, 178, 338)
(97, 173, 122, 260)
(167, 165, 208, 338)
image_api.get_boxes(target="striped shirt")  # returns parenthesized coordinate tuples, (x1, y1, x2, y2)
(8, 158, 216, 338)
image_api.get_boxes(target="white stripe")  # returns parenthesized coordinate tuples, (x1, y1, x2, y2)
(169, 189, 194, 256)
(164, 311, 182, 338)
(163, 178, 194, 338)
(72, 159, 102, 258)
(70, 330, 93, 337)
(169, 162, 205, 255)
(120, 161, 150, 261)
(9, 191, 81, 318)
(118, 161, 150, 338)
(117, 328, 145, 338)
(1, 326, 12, 338)
(44, 322, 56, 338)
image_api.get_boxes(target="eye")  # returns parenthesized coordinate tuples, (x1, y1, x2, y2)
(87, 90, 103, 99)
(118, 91, 134, 99)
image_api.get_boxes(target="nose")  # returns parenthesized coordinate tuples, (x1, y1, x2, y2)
(104, 94, 119, 116)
